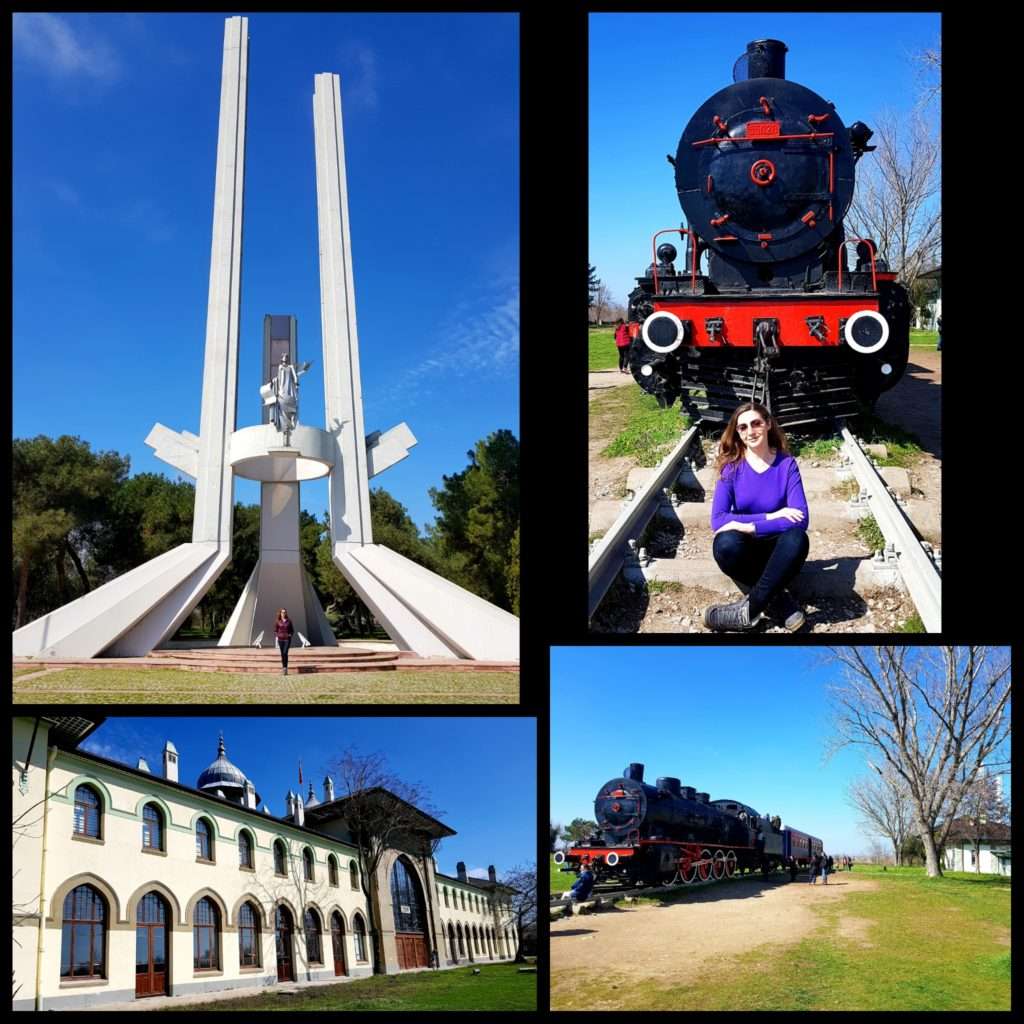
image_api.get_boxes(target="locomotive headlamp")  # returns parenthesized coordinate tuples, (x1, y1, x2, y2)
(880, 363, 892, 375)
(642, 311, 685, 353)
(844, 310, 889, 354)
(606, 852, 620, 867)
(553, 851, 565, 865)
(640, 365, 653, 377)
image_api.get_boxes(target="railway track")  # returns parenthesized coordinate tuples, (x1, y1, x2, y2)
(588, 423, 941, 632)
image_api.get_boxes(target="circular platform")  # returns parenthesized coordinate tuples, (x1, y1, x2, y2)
(229, 423, 334, 481)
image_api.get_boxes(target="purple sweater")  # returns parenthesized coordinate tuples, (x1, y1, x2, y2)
(710, 452, 809, 537)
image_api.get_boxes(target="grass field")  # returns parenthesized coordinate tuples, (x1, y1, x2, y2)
(551, 853, 574, 892)
(910, 329, 938, 348)
(599, 387, 690, 466)
(156, 963, 535, 1012)
(12, 667, 519, 705)
(589, 326, 619, 371)
(568, 865, 1010, 1011)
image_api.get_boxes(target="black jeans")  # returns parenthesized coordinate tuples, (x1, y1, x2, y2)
(712, 528, 809, 618)
(276, 637, 291, 668)
(617, 346, 630, 371)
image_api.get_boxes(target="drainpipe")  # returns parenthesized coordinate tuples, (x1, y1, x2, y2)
(34, 743, 57, 1011)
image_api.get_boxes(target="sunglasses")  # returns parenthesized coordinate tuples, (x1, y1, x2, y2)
(737, 419, 766, 432)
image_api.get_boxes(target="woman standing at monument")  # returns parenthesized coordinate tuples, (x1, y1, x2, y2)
(274, 608, 295, 675)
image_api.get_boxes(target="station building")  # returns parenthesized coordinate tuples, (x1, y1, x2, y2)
(12, 716, 519, 1011)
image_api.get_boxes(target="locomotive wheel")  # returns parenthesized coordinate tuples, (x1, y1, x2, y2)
(712, 850, 726, 880)
(662, 871, 681, 887)
(697, 849, 713, 882)
(680, 861, 698, 884)
(725, 851, 737, 878)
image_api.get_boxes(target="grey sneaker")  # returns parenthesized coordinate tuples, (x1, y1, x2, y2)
(768, 589, 806, 631)
(704, 596, 763, 632)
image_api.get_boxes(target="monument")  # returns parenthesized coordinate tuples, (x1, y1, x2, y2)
(13, 17, 518, 662)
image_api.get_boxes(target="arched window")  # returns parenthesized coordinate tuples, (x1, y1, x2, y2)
(73, 784, 102, 839)
(353, 915, 368, 962)
(350, 860, 360, 890)
(273, 839, 287, 876)
(330, 912, 347, 976)
(328, 854, 339, 887)
(304, 909, 323, 964)
(141, 803, 163, 851)
(457, 923, 466, 957)
(195, 819, 214, 862)
(193, 897, 220, 970)
(60, 884, 106, 978)
(448, 921, 457, 961)
(302, 848, 315, 882)
(472, 926, 480, 954)
(237, 831, 254, 869)
(238, 902, 260, 967)
(460, 891, 466, 912)
(390, 858, 426, 934)
(443, 887, 450, 909)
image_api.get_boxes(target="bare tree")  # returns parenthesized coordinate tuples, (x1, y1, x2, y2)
(500, 863, 536, 962)
(911, 42, 941, 109)
(325, 747, 444, 974)
(826, 646, 1011, 877)
(846, 107, 941, 299)
(591, 283, 613, 325)
(846, 763, 914, 865)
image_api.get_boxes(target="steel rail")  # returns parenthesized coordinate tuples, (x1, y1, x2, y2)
(588, 425, 700, 618)
(840, 426, 941, 632)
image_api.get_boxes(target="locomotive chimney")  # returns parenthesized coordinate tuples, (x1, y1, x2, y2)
(625, 763, 645, 782)
(696, 791, 710, 804)
(656, 777, 682, 796)
(743, 38, 787, 80)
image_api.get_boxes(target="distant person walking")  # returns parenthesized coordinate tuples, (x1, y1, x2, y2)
(936, 315, 942, 352)
(827, 854, 834, 876)
(274, 607, 294, 676)
(614, 319, 631, 373)
(822, 853, 830, 885)
(809, 853, 821, 884)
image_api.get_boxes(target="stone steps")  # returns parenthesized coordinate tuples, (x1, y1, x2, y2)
(146, 646, 399, 674)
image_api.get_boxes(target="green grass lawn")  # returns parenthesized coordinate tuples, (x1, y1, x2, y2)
(12, 668, 519, 705)
(551, 853, 574, 893)
(156, 963, 535, 1011)
(910, 329, 938, 348)
(574, 866, 1009, 1011)
(589, 326, 619, 370)
(600, 387, 690, 466)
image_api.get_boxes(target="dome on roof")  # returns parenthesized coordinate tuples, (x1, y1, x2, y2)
(196, 734, 260, 805)
(305, 782, 319, 808)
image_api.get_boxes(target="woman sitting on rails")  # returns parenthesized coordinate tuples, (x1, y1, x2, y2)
(704, 402, 809, 632)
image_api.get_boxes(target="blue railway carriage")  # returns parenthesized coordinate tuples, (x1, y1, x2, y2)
(782, 827, 823, 868)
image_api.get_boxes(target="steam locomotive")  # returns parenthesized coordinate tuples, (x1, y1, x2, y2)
(554, 763, 822, 886)
(626, 39, 910, 428)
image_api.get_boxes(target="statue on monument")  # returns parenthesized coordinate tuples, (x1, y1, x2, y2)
(262, 352, 312, 439)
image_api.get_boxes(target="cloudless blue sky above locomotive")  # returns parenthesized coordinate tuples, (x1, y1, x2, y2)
(550, 648, 1009, 857)
(590, 11, 940, 303)
(80, 716, 536, 877)
(13, 12, 518, 532)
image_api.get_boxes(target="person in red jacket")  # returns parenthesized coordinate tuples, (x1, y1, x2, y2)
(613, 319, 631, 372)
(274, 608, 294, 675)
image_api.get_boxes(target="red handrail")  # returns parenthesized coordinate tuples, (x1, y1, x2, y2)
(651, 227, 698, 296)
(838, 236, 877, 292)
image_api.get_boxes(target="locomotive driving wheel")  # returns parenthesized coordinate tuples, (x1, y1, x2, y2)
(697, 849, 713, 882)
(680, 859, 698, 885)
(725, 851, 737, 878)
(712, 850, 727, 880)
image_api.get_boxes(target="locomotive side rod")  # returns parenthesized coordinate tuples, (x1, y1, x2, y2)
(839, 427, 942, 632)
(588, 425, 700, 618)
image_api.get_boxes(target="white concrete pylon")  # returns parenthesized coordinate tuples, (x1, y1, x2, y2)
(12, 17, 249, 659)
(312, 72, 519, 661)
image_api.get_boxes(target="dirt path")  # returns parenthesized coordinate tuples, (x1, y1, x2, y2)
(875, 349, 941, 458)
(551, 874, 879, 1006)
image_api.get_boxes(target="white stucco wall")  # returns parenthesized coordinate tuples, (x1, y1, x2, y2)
(943, 842, 1011, 876)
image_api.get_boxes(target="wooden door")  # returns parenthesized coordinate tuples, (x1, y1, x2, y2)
(276, 908, 295, 982)
(331, 914, 347, 976)
(135, 893, 168, 997)
(395, 932, 429, 970)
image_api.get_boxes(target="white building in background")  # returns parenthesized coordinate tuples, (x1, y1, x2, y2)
(942, 818, 1012, 876)
(12, 717, 519, 1011)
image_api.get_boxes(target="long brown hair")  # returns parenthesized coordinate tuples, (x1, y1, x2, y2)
(277, 608, 288, 622)
(714, 402, 790, 478)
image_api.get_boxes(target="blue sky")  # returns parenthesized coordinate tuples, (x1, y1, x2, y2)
(590, 11, 941, 304)
(13, 12, 518, 532)
(551, 647, 1009, 858)
(79, 715, 536, 879)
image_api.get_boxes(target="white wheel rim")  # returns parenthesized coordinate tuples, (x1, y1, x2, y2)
(641, 311, 684, 354)
(699, 849, 713, 881)
(725, 851, 737, 877)
(844, 309, 889, 354)
(713, 850, 726, 879)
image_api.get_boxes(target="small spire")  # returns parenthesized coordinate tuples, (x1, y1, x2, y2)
(218, 732, 226, 758)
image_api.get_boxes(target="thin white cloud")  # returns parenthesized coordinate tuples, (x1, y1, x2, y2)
(116, 197, 176, 244)
(339, 41, 379, 111)
(49, 180, 80, 206)
(468, 866, 490, 879)
(13, 13, 120, 81)
(374, 271, 519, 408)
